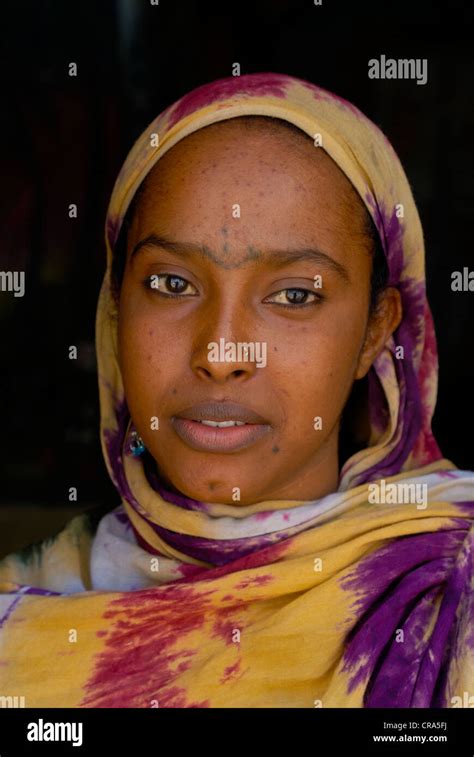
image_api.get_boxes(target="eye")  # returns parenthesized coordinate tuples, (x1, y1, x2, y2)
(264, 287, 322, 308)
(144, 274, 198, 297)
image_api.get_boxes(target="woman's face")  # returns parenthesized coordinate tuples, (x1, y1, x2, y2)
(117, 120, 401, 505)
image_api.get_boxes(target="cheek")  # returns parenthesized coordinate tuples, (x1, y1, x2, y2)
(117, 296, 179, 401)
(269, 304, 367, 426)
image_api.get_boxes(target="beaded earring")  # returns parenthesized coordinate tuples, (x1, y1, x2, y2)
(129, 430, 146, 457)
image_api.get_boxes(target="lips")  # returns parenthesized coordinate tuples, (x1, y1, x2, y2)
(174, 401, 267, 424)
(171, 401, 271, 452)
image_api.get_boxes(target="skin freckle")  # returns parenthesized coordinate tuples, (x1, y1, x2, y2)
(117, 118, 401, 506)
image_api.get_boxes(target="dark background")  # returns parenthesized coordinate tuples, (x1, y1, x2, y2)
(0, 0, 473, 555)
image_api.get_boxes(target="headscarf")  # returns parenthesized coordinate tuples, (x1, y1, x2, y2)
(0, 72, 472, 708)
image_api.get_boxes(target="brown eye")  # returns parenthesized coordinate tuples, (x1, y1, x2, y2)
(145, 274, 198, 297)
(285, 288, 310, 304)
(166, 275, 188, 293)
(265, 287, 321, 308)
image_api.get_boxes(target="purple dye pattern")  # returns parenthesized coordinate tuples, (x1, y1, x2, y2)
(165, 72, 292, 129)
(364, 358, 422, 483)
(0, 594, 23, 629)
(339, 526, 470, 706)
(0, 585, 63, 628)
(385, 207, 405, 287)
(365, 194, 406, 281)
(130, 525, 167, 558)
(340, 529, 467, 617)
(351, 356, 421, 487)
(113, 509, 133, 531)
(367, 368, 390, 436)
(364, 582, 443, 707)
(343, 195, 439, 484)
(464, 528, 474, 651)
(128, 515, 293, 588)
(423, 525, 473, 707)
(143, 461, 210, 512)
(396, 278, 424, 353)
(146, 521, 293, 567)
(102, 395, 142, 513)
(125, 456, 309, 565)
(113, 509, 128, 524)
(367, 523, 473, 707)
(106, 215, 121, 252)
(169, 537, 290, 587)
(452, 501, 474, 516)
(364, 193, 390, 258)
(364, 350, 439, 482)
(364, 198, 419, 366)
(366, 198, 431, 384)
(20, 586, 62, 596)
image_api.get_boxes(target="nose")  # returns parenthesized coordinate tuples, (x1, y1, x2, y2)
(190, 301, 260, 384)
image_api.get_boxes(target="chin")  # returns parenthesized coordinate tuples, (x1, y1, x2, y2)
(180, 476, 243, 504)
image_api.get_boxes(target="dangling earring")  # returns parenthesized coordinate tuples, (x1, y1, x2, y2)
(129, 430, 146, 457)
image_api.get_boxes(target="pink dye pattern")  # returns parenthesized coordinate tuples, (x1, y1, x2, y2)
(165, 72, 292, 129)
(220, 658, 243, 684)
(211, 604, 245, 646)
(235, 574, 274, 590)
(176, 562, 206, 579)
(306, 79, 366, 118)
(169, 537, 290, 586)
(81, 583, 217, 707)
(254, 510, 274, 522)
(411, 301, 442, 464)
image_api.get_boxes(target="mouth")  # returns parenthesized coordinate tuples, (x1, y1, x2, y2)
(171, 401, 271, 453)
(196, 419, 246, 427)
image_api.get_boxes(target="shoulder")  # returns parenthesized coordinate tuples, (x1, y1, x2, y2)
(0, 503, 116, 593)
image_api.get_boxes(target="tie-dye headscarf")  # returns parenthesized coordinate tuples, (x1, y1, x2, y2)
(0, 73, 472, 708)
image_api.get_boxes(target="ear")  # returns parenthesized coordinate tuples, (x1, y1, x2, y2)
(354, 287, 403, 379)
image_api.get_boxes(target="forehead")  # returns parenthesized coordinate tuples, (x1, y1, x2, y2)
(143, 119, 361, 201)
(129, 119, 370, 252)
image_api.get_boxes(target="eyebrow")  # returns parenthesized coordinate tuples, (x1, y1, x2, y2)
(130, 233, 350, 281)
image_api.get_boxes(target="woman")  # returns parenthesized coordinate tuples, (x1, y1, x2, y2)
(0, 72, 472, 708)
